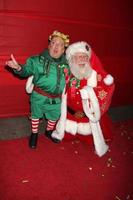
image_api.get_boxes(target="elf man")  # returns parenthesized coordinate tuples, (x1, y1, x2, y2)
(6, 30, 70, 149)
(51, 41, 115, 157)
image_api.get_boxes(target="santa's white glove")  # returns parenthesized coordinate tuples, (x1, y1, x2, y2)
(80, 87, 90, 99)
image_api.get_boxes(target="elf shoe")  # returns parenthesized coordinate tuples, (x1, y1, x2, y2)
(45, 130, 61, 143)
(29, 133, 38, 149)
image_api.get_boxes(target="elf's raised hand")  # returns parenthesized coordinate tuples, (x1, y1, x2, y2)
(6, 54, 21, 71)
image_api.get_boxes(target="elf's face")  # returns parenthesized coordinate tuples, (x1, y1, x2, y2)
(48, 37, 65, 59)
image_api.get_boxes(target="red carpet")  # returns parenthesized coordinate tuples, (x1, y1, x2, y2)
(0, 120, 133, 200)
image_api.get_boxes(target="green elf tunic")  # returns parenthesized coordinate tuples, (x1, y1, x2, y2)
(14, 49, 69, 120)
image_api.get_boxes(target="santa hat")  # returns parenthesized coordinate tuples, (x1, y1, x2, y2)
(66, 41, 91, 61)
(66, 41, 114, 85)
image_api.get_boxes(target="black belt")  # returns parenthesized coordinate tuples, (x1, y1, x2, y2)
(67, 106, 86, 119)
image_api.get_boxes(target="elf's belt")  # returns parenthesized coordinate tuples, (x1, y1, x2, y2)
(34, 86, 61, 99)
(67, 106, 86, 119)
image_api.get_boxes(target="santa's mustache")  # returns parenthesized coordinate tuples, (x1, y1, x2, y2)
(69, 61, 92, 80)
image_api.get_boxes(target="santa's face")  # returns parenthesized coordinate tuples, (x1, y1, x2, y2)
(48, 37, 65, 59)
(70, 52, 92, 80)
(72, 53, 89, 66)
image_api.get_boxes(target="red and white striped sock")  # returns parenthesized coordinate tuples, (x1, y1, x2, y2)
(31, 119, 39, 133)
(46, 120, 57, 131)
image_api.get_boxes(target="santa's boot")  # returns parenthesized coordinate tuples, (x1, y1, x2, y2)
(29, 133, 38, 149)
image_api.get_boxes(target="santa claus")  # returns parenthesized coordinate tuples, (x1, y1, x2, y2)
(51, 41, 115, 157)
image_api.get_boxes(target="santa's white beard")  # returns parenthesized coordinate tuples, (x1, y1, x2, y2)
(69, 61, 92, 80)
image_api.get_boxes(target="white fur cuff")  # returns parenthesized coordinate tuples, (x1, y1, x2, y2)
(26, 75, 34, 93)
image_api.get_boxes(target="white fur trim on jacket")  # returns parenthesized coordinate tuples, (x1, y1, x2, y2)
(89, 120, 109, 156)
(52, 89, 67, 140)
(26, 75, 34, 94)
(80, 87, 100, 122)
(87, 70, 97, 87)
(65, 119, 92, 135)
(79, 70, 97, 100)
(103, 74, 114, 85)
(81, 86, 108, 156)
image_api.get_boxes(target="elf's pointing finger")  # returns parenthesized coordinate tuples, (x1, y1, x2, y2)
(11, 54, 18, 65)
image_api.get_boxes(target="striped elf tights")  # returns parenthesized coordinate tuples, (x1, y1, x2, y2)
(46, 119, 57, 131)
(31, 119, 39, 133)
(31, 119, 57, 133)
(29, 118, 59, 148)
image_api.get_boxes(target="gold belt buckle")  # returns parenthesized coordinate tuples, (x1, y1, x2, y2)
(74, 111, 85, 119)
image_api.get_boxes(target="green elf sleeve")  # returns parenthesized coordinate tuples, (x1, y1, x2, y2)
(14, 56, 37, 78)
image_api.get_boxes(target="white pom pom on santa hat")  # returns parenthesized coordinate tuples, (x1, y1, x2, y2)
(103, 74, 114, 85)
(66, 41, 91, 61)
